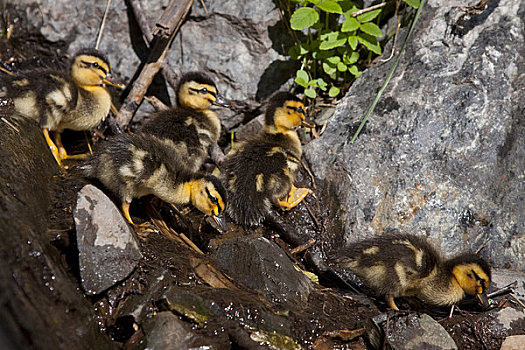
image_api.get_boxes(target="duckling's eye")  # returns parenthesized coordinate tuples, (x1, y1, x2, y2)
(92, 62, 100, 68)
(467, 273, 473, 278)
(205, 188, 219, 205)
(200, 88, 208, 94)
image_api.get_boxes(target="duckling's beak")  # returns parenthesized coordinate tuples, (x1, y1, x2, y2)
(476, 291, 490, 309)
(213, 95, 230, 108)
(301, 119, 315, 128)
(102, 74, 125, 89)
(212, 213, 227, 232)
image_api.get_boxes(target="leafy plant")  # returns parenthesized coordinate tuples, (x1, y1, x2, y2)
(284, 0, 420, 99)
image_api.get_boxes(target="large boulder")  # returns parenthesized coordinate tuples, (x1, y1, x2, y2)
(304, 0, 525, 271)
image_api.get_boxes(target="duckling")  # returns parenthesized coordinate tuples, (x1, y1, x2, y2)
(331, 233, 491, 310)
(0, 48, 122, 167)
(81, 132, 227, 228)
(140, 71, 229, 172)
(221, 91, 312, 228)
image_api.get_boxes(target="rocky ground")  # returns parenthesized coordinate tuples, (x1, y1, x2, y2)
(1, 0, 524, 349)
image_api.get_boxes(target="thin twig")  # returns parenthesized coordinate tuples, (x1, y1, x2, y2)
(95, 0, 112, 50)
(1, 117, 19, 132)
(304, 201, 320, 229)
(0, 66, 13, 75)
(475, 236, 490, 254)
(380, 0, 402, 63)
(290, 239, 316, 254)
(510, 293, 525, 309)
(199, 0, 208, 14)
(144, 95, 170, 111)
(350, 2, 387, 18)
(301, 158, 317, 189)
(83, 131, 93, 155)
(448, 304, 455, 318)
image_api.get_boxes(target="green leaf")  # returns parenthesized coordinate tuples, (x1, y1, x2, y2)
(341, 16, 359, 32)
(343, 51, 359, 64)
(322, 62, 337, 79)
(356, 9, 381, 23)
(318, 0, 342, 14)
(305, 88, 317, 98)
(295, 70, 310, 87)
(402, 0, 420, 8)
(358, 33, 382, 55)
(360, 22, 383, 37)
(349, 64, 360, 76)
(288, 43, 309, 59)
(329, 86, 340, 97)
(319, 32, 347, 50)
(316, 78, 328, 90)
(337, 61, 347, 71)
(348, 36, 358, 50)
(290, 7, 319, 30)
(326, 56, 341, 64)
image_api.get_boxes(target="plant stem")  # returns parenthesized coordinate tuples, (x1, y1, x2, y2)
(350, 0, 426, 143)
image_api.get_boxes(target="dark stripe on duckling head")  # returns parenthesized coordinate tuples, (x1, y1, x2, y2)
(204, 175, 228, 211)
(286, 105, 305, 114)
(74, 48, 111, 70)
(445, 253, 492, 281)
(265, 91, 302, 127)
(189, 87, 217, 97)
(81, 60, 108, 75)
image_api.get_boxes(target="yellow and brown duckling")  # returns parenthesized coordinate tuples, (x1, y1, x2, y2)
(221, 91, 312, 228)
(331, 233, 491, 310)
(81, 132, 227, 228)
(0, 48, 122, 167)
(140, 71, 229, 172)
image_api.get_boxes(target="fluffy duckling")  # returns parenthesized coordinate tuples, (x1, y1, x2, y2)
(140, 71, 229, 172)
(221, 92, 312, 228)
(331, 234, 491, 310)
(82, 132, 227, 228)
(0, 48, 122, 167)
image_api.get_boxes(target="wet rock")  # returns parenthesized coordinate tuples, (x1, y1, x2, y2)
(365, 313, 458, 350)
(74, 184, 142, 295)
(212, 237, 313, 307)
(494, 307, 525, 333)
(142, 311, 211, 350)
(501, 335, 525, 350)
(0, 117, 113, 349)
(304, 0, 525, 270)
(492, 269, 525, 299)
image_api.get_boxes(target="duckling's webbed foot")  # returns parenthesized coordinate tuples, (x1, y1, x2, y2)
(386, 295, 400, 311)
(42, 128, 64, 168)
(55, 132, 90, 161)
(265, 210, 305, 247)
(278, 185, 312, 211)
(121, 201, 134, 225)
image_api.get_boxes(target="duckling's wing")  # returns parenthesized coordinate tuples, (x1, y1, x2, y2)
(223, 139, 293, 226)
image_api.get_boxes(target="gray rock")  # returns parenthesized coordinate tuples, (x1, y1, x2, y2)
(304, 0, 525, 271)
(494, 307, 525, 332)
(492, 269, 525, 299)
(74, 185, 142, 295)
(366, 313, 458, 350)
(500, 335, 525, 350)
(142, 312, 202, 350)
(212, 237, 312, 307)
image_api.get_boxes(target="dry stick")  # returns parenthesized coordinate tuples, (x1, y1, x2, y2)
(116, 0, 194, 129)
(510, 293, 525, 309)
(129, 0, 180, 91)
(0, 66, 13, 75)
(144, 95, 170, 111)
(350, 2, 387, 17)
(95, 0, 112, 50)
(380, 0, 402, 63)
(289, 239, 316, 254)
(301, 158, 317, 189)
